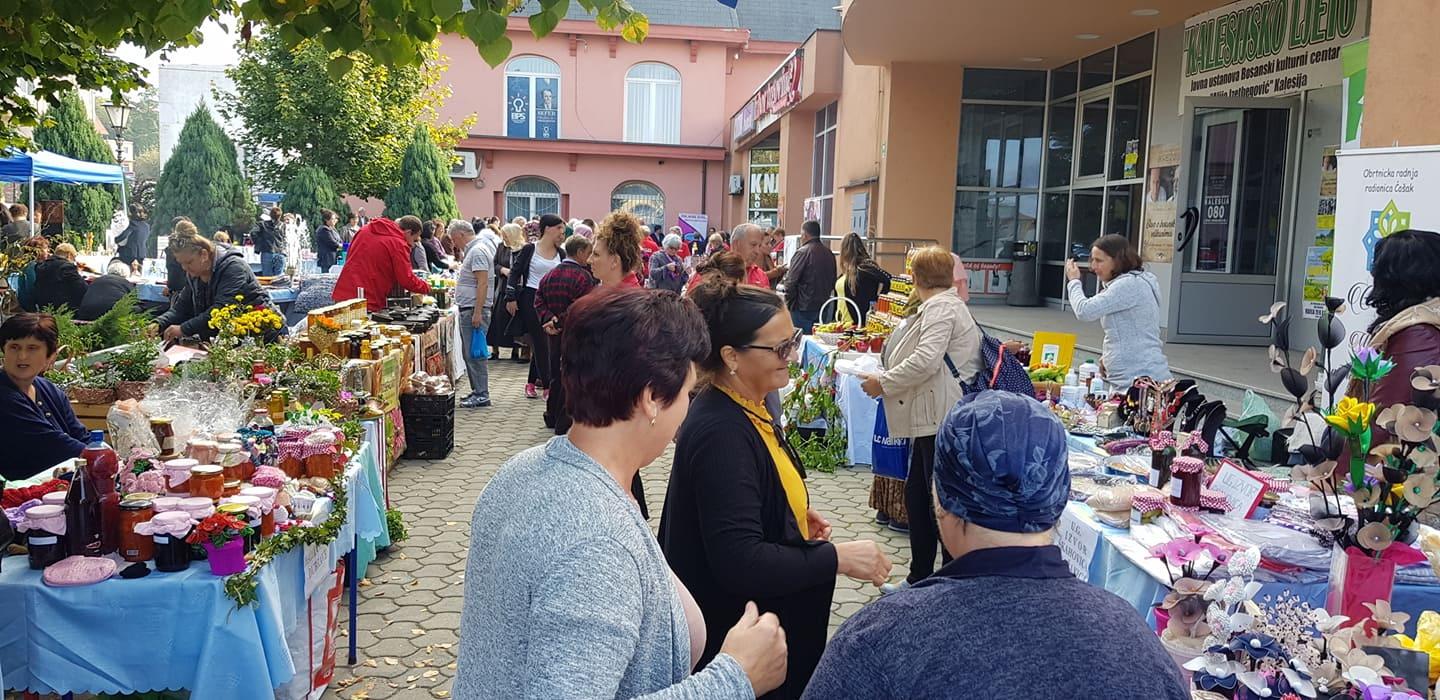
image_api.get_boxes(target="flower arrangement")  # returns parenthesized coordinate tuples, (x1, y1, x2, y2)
(186, 512, 253, 548)
(1152, 532, 1234, 648)
(782, 354, 847, 474)
(311, 315, 342, 332)
(209, 296, 284, 338)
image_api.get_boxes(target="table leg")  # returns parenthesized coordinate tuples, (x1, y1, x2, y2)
(347, 534, 358, 665)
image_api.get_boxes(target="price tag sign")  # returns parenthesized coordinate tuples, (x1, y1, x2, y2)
(1054, 507, 1100, 582)
(1208, 461, 1268, 518)
(303, 543, 329, 597)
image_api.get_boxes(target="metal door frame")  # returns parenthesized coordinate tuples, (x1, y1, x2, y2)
(1167, 95, 1302, 345)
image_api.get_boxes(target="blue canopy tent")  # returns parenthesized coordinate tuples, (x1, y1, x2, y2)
(0, 149, 127, 233)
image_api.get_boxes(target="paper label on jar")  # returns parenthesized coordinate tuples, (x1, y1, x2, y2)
(1148, 469, 1161, 486)
(154, 535, 170, 544)
(161, 437, 174, 451)
(1171, 478, 1184, 499)
(29, 536, 57, 545)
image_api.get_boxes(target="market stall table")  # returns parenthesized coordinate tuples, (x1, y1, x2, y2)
(137, 282, 298, 306)
(0, 439, 388, 699)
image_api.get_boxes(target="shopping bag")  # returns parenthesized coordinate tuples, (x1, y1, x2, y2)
(871, 399, 910, 480)
(470, 326, 490, 359)
(953, 330, 1035, 396)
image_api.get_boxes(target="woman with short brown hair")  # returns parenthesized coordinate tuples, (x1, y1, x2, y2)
(1064, 234, 1171, 386)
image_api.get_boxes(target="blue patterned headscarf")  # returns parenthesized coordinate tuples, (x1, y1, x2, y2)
(933, 391, 1070, 533)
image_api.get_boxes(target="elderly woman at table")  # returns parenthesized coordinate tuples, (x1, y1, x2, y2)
(152, 226, 279, 342)
(456, 287, 787, 698)
(860, 246, 981, 592)
(663, 278, 891, 699)
(0, 313, 89, 480)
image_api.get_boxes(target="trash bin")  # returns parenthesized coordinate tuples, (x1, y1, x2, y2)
(1007, 240, 1041, 307)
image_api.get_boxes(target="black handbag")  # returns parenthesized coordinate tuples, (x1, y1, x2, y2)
(948, 330, 1036, 396)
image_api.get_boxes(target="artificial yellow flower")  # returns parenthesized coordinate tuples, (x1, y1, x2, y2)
(1325, 396, 1377, 437)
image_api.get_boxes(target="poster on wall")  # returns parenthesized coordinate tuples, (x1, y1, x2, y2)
(1123, 140, 1140, 179)
(506, 76, 530, 139)
(964, 261, 1013, 297)
(678, 213, 709, 247)
(1342, 39, 1368, 149)
(1305, 146, 1339, 319)
(1331, 146, 1440, 349)
(1180, 0, 1368, 112)
(1302, 246, 1333, 319)
(803, 197, 822, 223)
(1142, 144, 1180, 263)
(533, 77, 559, 140)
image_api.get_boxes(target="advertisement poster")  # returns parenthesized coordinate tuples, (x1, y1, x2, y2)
(533, 77, 559, 140)
(1331, 146, 1440, 349)
(1342, 39, 1369, 149)
(964, 261, 1012, 297)
(677, 213, 708, 246)
(1302, 246, 1333, 319)
(1181, 0, 1367, 111)
(506, 76, 530, 139)
(802, 197, 822, 223)
(1123, 139, 1140, 179)
(1142, 144, 1180, 263)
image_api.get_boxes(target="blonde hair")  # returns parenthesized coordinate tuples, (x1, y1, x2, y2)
(168, 225, 216, 258)
(910, 246, 956, 291)
(499, 223, 525, 251)
(213, 231, 231, 244)
(54, 243, 77, 260)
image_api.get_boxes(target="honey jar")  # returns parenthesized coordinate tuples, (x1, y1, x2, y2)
(240, 486, 277, 536)
(189, 465, 224, 501)
(150, 417, 177, 457)
(118, 499, 155, 563)
(162, 458, 198, 496)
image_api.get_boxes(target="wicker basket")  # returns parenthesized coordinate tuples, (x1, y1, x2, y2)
(115, 381, 148, 402)
(68, 386, 116, 405)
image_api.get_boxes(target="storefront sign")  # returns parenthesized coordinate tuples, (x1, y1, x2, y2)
(1181, 0, 1367, 110)
(1142, 144, 1180, 263)
(964, 261, 1012, 297)
(1342, 38, 1368, 149)
(733, 50, 804, 141)
(1331, 146, 1440, 349)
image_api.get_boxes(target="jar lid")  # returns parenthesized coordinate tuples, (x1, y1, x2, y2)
(153, 511, 192, 525)
(223, 480, 242, 488)
(120, 499, 154, 510)
(217, 442, 243, 452)
(152, 496, 183, 511)
(189, 439, 218, 448)
(191, 465, 223, 476)
(41, 491, 68, 506)
(229, 495, 260, 507)
(216, 432, 241, 443)
(240, 486, 276, 498)
(150, 417, 173, 425)
(164, 458, 199, 470)
(179, 496, 214, 510)
(216, 503, 249, 516)
(28, 504, 65, 518)
(123, 492, 158, 502)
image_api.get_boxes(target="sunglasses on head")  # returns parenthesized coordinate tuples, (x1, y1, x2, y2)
(739, 328, 803, 360)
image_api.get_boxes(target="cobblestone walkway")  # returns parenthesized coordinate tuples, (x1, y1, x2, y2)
(328, 359, 912, 699)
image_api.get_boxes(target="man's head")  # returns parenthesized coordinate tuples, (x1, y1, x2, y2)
(801, 219, 821, 241)
(321, 209, 337, 227)
(729, 222, 764, 266)
(9, 203, 27, 220)
(933, 392, 1070, 558)
(269, 206, 282, 221)
(447, 219, 476, 249)
(563, 234, 594, 265)
(397, 215, 424, 244)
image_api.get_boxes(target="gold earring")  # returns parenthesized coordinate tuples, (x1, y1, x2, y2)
(729, 367, 737, 376)
(650, 416, 656, 427)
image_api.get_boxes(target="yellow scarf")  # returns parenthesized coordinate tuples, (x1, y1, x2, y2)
(715, 384, 810, 538)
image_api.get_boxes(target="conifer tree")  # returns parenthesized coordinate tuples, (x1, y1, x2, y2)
(383, 126, 459, 223)
(31, 91, 119, 240)
(153, 106, 254, 236)
(281, 165, 341, 242)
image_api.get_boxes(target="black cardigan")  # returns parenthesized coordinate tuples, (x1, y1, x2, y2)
(503, 242, 565, 303)
(658, 387, 838, 700)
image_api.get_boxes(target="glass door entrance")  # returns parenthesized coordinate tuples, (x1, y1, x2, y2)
(1168, 98, 1298, 344)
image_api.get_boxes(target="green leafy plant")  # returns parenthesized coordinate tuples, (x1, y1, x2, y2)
(280, 165, 342, 234)
(782, 356, 848, 474)
(26, 92, 119, 237)
(386, 508, 408, 543)
(153, 106, 254, 237)
(383, 126, 461, 221)
(224, 474, 348, 607)
(110, 341, 160, 382)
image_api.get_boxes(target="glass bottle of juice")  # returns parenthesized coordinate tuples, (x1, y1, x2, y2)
(81, 430, 122, 554)
(64, 456, 103, 557)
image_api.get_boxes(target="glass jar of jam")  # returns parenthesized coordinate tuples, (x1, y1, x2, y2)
(240, 486, 277, 536)
(188, 439, 219, 465)
(151, 496, 183, 513)
(22, 504, 68, 569)
(147, 511, 193, 572)
(118, 499, 155, 562)
(216, 502, 257, 553)
(150, 417, 177, 457)
(303, 431, 338, 480)
(189, 465, 224, 501)
(41, 491, 67, 507)
(163, 458, 198, 496)
(218, 442, 245, 482)
(223, 480, 242, 497)
(278, 448, 304, 480)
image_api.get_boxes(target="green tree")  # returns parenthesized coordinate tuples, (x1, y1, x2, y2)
(282, 165, 341, 241)
(30, 91, 120, 239)
(384, 127, 459, 223)
(153, 105, 254, 236)
(1, 1, 649, 150)
(221, 32, 471, 200)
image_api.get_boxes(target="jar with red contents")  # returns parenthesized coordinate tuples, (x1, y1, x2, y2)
(239, 486, 277, 536)
(303, 430, 338, 479)
(277, 440, 304, 479)
(118, 499, 155, 563)
(162, 458, 197, 496)
(189, 465, 224, 501)
(21, 504, 68, 569)
(218, 441, 254, 482)
(188, 439, 219, 465)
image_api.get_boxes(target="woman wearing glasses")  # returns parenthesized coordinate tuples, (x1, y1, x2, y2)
(859, 246, 982, 593)
(661, 278, 892, 699)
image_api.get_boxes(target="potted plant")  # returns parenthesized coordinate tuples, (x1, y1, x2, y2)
(111, 342, 160, 401)
(67, 363, 116, 405)
(186, 511, 253, 576)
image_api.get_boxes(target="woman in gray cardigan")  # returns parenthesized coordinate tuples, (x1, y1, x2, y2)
(1064, 234, 1172, 387)
(454, 287, 787, 699)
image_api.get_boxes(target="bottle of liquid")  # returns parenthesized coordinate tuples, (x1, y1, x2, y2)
(65, 457, 103, 557)
(251, 407, 274, 432)
(81, 430, 122, 554)
(1064, 367, 1079, 387)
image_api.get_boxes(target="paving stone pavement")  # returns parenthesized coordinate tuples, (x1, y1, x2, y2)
(327, 358, 914, 699)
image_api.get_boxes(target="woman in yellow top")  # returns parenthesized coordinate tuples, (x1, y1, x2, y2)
(660, 278, 892, 699)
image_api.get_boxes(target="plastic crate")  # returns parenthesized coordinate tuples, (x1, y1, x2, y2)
(401, 392, 455, 417)
(405, 414, 453, 441)
(404, 434, 454, 460)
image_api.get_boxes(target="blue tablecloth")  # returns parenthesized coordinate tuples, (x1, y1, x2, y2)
(137, 283, 298, 305)
(0, 439, 388, 698)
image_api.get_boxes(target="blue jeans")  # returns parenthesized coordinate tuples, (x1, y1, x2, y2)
(791, 309, 821, 335)
(459, 306, 492, 402)
(261, 252, 287, 276)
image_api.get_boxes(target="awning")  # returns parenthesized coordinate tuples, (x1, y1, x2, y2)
(0, 149, 126, 185)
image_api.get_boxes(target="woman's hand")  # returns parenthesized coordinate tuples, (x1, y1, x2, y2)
(835, 540, 892, 586)
(161, 325, 184, 342)
(542, 319, 560, 336)
(719, 602, 788, 696)
(860, 374, 884, 398)
(806, 509, 832, 541)
(506, 300, 518, 315)
(500, 267, 511, 277)
(1065, 259, 1082, 281)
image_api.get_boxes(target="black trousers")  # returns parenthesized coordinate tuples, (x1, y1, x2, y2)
(904, 434, 951, 583)
(547, 331, 571, 434)
(517, 287, 550, 387)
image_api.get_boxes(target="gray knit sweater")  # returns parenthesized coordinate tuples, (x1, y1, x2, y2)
(1067, 270, 1172, 386)
(453, 437, 755, 699)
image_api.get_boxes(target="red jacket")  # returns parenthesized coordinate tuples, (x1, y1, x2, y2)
(333, 218, 431, 311)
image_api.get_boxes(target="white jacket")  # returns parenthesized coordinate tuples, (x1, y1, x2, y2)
(878, 288, 981, 439)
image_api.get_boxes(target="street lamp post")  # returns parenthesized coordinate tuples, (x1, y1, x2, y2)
(101, 101, 131, 166)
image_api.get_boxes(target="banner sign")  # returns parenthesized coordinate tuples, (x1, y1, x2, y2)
(1181, 0, 1366, 110)
(534, 77, 559, 140)
(1142, 144, 1180, 263)
(678, 213, 708, 244)
(1342, 38, 1368, 149)
(733, 50, 804, 141)
(507, 75, 559, 140)
(506, 76, 530, 139)
(1331, 146, 1440, 350)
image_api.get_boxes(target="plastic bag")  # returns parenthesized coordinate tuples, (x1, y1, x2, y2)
(1240, 389, 1279, 458)
(470, 326, 490, 360)
(871, 399, 910, 480)
(106, 399, 159, 457)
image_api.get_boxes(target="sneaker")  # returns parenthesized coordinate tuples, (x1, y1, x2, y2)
(880, 580, 912, 595)
(887, 521, 910, 534)
(874, 512, 891, 526)
(524, 383, 539, 399)
(460, 396, 491, 408)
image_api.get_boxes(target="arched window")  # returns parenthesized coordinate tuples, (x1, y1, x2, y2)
(611, 181, 665, 228)
(624, 63, 681, 144)
(505, 56, 561, 140)
(505, 177, 561, 221)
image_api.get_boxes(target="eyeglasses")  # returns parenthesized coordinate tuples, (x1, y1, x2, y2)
(739, 328, 803, 360)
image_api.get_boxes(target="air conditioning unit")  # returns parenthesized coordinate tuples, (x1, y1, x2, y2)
(450, 151, 479, 179)
(728, 175, 744, 195)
